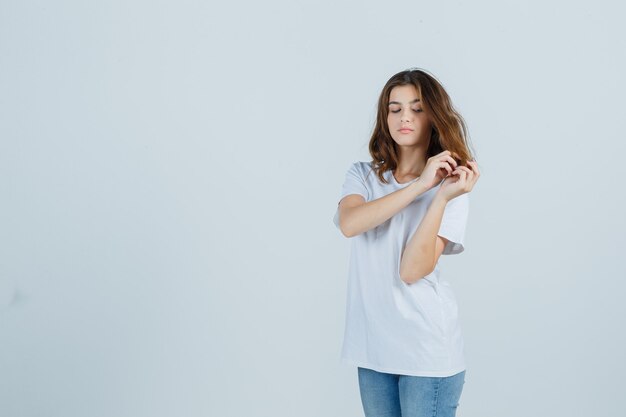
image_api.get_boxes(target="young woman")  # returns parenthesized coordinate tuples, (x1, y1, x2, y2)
(333, 68, 480, 417)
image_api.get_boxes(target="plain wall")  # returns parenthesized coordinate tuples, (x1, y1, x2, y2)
(1, 0, 625, 416)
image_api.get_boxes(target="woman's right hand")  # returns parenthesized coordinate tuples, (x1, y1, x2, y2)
(416, 150, 459, 190)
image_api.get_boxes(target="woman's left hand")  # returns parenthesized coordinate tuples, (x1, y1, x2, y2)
(436, 160, 480, 202)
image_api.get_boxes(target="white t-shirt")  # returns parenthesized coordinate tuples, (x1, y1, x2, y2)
(333, 161, 469, 377)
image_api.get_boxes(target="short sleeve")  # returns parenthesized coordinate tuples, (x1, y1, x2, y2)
(437, 193, 469, 255)
(333, 162, 370, 229)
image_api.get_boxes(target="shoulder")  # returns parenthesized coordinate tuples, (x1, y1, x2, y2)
(343, 161, 372, 176)
(351, 160, 372, 170)
(342, 161, 381, 185)
(354, 160, 375, 177)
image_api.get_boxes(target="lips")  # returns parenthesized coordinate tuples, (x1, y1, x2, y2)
(399, 128, 414, 133)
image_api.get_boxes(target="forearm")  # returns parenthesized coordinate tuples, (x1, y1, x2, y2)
(399, 195, 448, 284)
(341, 180, 430, 237)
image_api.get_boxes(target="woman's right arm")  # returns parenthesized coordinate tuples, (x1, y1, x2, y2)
(337, 179, 430, 238)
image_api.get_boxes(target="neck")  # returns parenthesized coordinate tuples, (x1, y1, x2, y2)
(395, 146, 428, 176)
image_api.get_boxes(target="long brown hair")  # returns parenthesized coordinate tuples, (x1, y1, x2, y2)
(368, 68, 476, 184)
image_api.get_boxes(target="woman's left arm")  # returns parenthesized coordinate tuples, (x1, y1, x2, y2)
(398, 195, 449, 285)
(399, 160, 480, 285)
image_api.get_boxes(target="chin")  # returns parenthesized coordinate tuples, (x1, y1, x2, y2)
(395, 138, 421, 146)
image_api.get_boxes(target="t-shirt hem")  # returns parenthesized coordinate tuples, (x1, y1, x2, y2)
(340, 356, 466, 378)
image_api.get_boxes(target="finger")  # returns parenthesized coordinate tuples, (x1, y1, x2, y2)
(455, 166, 473, 177)
(439, 162, 453, 175)
(431, 154, 456, 170)
(466, 163, 479, 187)
(463, 163, 479, 186)
(441, 155, 458, 168)
(455, 169, 467, 184)
(459, 166, 479, 190)
(455, 166, 473, 183)
(467, 160, 480, 176)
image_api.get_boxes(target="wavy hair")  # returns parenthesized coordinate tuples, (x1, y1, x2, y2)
(368, 68, 476, 184)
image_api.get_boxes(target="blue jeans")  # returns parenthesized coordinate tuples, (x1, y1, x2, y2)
(357, 367, 466, 417)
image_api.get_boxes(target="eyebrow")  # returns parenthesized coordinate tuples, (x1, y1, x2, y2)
(388, 99, 421, 105)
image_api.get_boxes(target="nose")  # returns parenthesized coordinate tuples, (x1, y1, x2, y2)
(400, 107, 413, 122)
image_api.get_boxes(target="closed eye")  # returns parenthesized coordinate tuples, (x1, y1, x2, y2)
(390, 109, 422, 113)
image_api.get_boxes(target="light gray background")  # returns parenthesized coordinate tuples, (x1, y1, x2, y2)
(1, 0, 625, 416)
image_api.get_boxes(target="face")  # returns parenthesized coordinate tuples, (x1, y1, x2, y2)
(387, 84, 432, 148)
